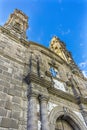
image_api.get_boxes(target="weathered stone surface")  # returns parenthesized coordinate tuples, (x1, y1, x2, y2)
(12, 103, 21, 111)
(0, 85, 4, 91)
(0, 74, 11, 82)
(12, 96, 21, 104)
(11, 111, 20, 120)
(0, 65, 8, 71)
(3, 87, 9, 93)
(0, 108, 7, 116)
(0, 80, 10, 88)
(6, 110, 11, 118)
(0, 92, 7, 101)
(0, 128, 8, 130)
(0, 118, 18, 129)
(0, 69, 2, 73)
(5, 101, 12, 110)
(3, 71, 12, 77)
(0, 100, 6, 107)
(8, 89, 16, 96)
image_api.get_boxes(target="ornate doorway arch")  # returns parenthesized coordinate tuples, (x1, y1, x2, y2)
(55, 117, 74, 130)
(49, 106, 86, 130)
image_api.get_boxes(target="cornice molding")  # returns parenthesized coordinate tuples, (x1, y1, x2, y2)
(24, 72, 51, 88)
(40, 50, 63, 65)
(48, 87, 76, 103)
(24, 72, 87, 104)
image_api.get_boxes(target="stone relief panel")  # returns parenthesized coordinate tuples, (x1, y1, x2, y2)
(53, 79, 66, 92)
(48, 64, 73, 94)
(48, 102, 57, 115)
(73, 111, 87, 128)
(49, 94, 80, 110)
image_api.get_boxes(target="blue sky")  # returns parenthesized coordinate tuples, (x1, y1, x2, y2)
(0, 0, 87, 77)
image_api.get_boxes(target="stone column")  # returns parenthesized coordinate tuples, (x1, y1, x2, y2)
(39, 95, 49, 130)
(27, 93, 38, 130)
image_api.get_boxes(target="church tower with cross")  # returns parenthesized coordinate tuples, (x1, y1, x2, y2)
(0, 9, 87, 130)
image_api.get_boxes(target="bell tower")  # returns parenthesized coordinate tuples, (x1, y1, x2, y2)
(50, 36, 73, 64)
(4, 9, 28, 39)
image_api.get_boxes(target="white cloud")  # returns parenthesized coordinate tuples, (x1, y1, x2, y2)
(79, 61, 87, 78)
(61, 29, 71, 35)
(57, 25, 71, 36)
(82, 70, 87, 78)
(79, 61, 87, 68)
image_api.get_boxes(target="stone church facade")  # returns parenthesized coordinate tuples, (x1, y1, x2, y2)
(0, 9, 87, 130)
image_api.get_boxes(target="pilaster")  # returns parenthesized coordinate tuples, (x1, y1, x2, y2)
(27, 92, 38, 130)
(39, 95, 49, 130)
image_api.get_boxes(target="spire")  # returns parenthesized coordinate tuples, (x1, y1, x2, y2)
(4, 9, 28, 39)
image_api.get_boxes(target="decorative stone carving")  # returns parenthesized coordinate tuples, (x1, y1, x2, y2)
(53, 79, 66, 92)
(49, 106, 87, 130)
(48, 102, 57, 114)
(74, 111, 87, 127)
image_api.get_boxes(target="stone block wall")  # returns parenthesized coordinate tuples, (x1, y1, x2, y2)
(0, 31, 29, 130)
